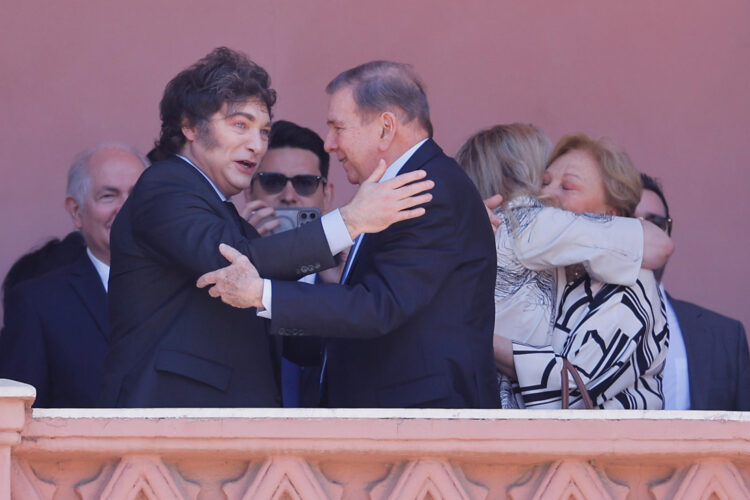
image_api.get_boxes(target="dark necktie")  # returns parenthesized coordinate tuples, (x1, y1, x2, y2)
(223, 200, 248, 237)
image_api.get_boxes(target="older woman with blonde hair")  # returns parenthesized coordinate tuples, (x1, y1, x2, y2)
(490, 133, 669, 409)
(457, 127, 669, 409)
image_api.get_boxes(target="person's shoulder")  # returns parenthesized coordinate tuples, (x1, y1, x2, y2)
(138, 156, 193, 183)
(132, 156, 214, 202)
(2, 231, 86, 294)
(5, 254, 86, 303)
(419, 143, 481, 197)
(670, 295, 744, 331)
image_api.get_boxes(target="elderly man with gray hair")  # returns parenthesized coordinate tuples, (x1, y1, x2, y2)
(199, 61, 500, 408)
(0, 143, 147, 407)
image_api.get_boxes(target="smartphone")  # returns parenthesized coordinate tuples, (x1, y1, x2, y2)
(268, 207, 322, 234)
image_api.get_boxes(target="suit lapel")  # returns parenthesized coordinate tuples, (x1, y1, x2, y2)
(343, 139, 443, 283)
(174, 156, 259, 239)
(68, 254, 109, 340)
(668, 294, 706, 408)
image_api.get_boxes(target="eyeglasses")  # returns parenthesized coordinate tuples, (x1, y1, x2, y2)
(641, 214, 673, 236)
(252, 172, 326, 196)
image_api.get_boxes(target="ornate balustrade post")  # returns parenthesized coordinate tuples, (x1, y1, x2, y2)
(0, 380, 35, 500)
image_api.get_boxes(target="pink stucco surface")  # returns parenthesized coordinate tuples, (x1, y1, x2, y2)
(1, 0, 749, 330)
(2, 381, 750, 499)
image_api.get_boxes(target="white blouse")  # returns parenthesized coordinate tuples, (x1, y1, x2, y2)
(493, 196, 644, 346)
(493, 196, 668, 409)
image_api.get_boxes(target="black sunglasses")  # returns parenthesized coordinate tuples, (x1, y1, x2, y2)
(252, 172, 326, 196)
(642, 214, 673, 236)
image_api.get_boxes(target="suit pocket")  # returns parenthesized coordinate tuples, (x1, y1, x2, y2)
(155, 349, 232, 391)
(376, 373, 451, 408)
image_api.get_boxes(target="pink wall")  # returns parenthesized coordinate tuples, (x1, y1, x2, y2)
(2, 0, 749, 329)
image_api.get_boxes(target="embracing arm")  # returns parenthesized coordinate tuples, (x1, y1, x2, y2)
(197, 167, 470, 339)
(512, 204, 648, 286)
(270, 179, 464, 338)
(129, 171, 336, 280)
(135, 161, 433, 281)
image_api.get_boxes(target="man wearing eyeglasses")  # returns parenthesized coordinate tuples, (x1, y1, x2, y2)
(636, 173, 750, 410)
(242, 121, 332, 231)
(242, 120, 340, 406)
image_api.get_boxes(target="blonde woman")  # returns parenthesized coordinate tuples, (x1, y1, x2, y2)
(457, 127, 670, 408)
(490, 134, 668, 409)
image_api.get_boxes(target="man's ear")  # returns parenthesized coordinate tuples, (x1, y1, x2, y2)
(378, 112, 397, 150)
(64, 196, 84, 229)
(182, 120, 198, 143)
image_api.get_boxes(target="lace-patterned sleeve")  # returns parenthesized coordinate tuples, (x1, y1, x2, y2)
(512, 270, 669, 409)
(510, 201, 644, 286)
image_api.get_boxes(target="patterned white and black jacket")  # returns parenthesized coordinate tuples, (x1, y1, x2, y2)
(493, 196, 668, 409)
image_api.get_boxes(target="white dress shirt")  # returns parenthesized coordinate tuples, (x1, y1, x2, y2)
(86, 248, 110, 291)
(660, 283, 691, 410)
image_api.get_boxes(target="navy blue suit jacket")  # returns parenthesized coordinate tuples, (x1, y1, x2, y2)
(271, 140, 500, 408)
(670, 295, 750, 410)
(100, 156, 335, 408)
(0, 253, 108, 407)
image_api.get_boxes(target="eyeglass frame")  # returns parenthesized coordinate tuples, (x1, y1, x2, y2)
(251, 171, 327, 196)
(640, 213, 673, 236)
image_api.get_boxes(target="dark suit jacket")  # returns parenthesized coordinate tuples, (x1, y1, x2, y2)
(669, 295, 750, 410)
(271, 140, 500, 408)
(0, 253, 108, 407)
(100, 156, 335, 408)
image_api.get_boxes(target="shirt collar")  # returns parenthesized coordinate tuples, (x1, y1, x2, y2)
(380, 138, 428, 183)
(176, 154, 227, 201)
(86, 248, 110, 292)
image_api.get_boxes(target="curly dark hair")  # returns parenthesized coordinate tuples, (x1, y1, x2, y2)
(155, 47, 277, 157)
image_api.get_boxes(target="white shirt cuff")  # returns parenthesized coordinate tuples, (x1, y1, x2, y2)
(322, 209, 354, 255)
(257, 279, 272, 318)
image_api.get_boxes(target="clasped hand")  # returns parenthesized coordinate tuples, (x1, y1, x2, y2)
(196, 243, 263, 309)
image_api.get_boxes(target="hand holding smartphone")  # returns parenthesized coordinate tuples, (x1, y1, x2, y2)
(264, 207, 322, 234)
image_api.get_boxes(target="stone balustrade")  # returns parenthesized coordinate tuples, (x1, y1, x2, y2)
(1, 378, 749, 499)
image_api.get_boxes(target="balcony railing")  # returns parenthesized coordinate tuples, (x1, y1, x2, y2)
(1, 378, 749, 499)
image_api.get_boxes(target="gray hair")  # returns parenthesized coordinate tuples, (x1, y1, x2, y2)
(326, 61, 433, 137)
(66, 143, 149, 206)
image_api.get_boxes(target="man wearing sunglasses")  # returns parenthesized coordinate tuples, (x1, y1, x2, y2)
(636, 173, 749, 410)
(199, 61, 500, 409)
(242, 120, 340, 407)
(242, 120, 333, 235)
